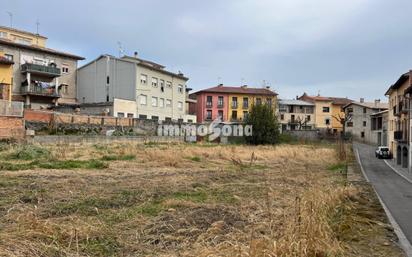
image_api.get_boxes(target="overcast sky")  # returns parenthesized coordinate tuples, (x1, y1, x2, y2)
(3, 0, 412, 101)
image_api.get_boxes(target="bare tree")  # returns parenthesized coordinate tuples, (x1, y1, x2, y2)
(333, 112, 352, 137)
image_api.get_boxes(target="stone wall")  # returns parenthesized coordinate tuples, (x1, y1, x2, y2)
(284, 130, 320, 141)
(29, 135, 184, 144)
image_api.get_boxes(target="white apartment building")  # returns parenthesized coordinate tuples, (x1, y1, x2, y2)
(77, 54, 194, 122)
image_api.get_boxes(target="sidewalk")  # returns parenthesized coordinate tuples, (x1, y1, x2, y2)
(384, 159, 412, 184)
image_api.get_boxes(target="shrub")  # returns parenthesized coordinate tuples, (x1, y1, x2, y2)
(10, 145, 50, 160)
(244, 104, 280, 145)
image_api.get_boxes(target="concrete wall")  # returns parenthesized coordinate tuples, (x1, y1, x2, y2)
(28, 135, 184, 144)
(77, 56, 136, 103)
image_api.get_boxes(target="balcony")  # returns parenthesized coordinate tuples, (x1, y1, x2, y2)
(206, 102, 213, 108)
(242, 104, 249, 109)
(21, 85, 61, 98)
(21, 63, 61, 78)
(232, 103, 238, 109)
(217, 103, 224, 108)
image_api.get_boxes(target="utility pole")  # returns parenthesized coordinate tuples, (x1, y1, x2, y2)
(36, 19, 40, 45)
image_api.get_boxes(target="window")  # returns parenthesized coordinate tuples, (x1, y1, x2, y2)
(16, 37, 31, 45)
(62, 66, 69, 73)
(361, 131, 365, 138)
(188, 119, 193, 123)
(178, 101, 183, 110)
(363, 121, 367, 127)
(306, 115, 311, 121)
(232, 110, 238, 120)
(127, 113, 134, 118)
(232, 97, 238, 108)
(243, 111, 249, 119)
(267, 98, 272, 106)
(60, 84, 68, 94)
(106, 76, 110, 84)
(140, 94, 147, 105)
(165, 117, 172, 122)
(160, 79, 165, 92)
(243, 97, 249, 109)
(323, 107, 330, 113)
(139, 114, 147, 119)
(4, 54, 13, 61)
(325, 118, 330, 125)
(218, 110, 223, 119)
(256, 98, 262, 105)
(206, 110, 212, 120)
(178, 84, 183, 93)
(152, 77, 158, 87)
(117, 112, 125, 118)
(166, 81, 172, 88)
(166, 99, 172, 108)
(152, 97, 158, 107)
(159, 98, 164, 108)
(347, 107, 353, 113)
(140, 74, 147, 84)
(218, 96, 224, 107)
(363, 107, 367, 114)
(347, 122, 353, 127)
(206, 96, 213, 107)
(280, 114, 284, 120)
(0, 31, 7, 38)
(151, 116, 159, 120)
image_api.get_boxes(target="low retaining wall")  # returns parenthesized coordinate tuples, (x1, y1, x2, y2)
(28, 135, 185, 144)
(284, 130, 320, 141)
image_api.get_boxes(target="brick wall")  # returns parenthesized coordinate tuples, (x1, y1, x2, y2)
(0, 116, 25, 139)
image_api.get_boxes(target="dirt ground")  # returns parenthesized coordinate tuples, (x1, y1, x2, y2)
(0, 142, 406, 256)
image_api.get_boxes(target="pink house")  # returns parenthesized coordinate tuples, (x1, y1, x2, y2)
(193, 86, 229, 123)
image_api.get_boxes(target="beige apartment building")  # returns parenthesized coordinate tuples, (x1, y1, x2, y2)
(77, 54, 195, 122)
(0, 26, 84, 109)
(278, 99, 315, 131)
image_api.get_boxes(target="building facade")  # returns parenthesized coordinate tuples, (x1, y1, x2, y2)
(0, 26, 84, 109)
(386, 71, 411, 169)
(298, 93, 352, 134)
(0, 52, 14, 101)
(371, 110, 389, 146)
(77, 54, 191, 122)
(278, 99, 315, 131)
(192, 84, 277, 123)
(343, 99, 388, 144)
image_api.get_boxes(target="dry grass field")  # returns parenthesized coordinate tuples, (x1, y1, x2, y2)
(0, 141, 405, 257)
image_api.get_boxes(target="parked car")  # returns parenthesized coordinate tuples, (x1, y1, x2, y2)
(375, 146, 391, 159)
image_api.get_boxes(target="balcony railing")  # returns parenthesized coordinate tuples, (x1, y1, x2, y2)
(217, 103, 224, 108)
(21, 85, 61, 97)
(232, 103, 238, 109)
(242, 104, 249, 109)
(206, 102, 212, 108)
(21, 63, 61, 77)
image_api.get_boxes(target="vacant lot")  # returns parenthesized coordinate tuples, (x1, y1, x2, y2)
(0, 142, 405, 257)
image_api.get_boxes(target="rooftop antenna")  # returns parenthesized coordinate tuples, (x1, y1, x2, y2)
(241, 78, 245, 85)
(35, 19, 40, 45)
(217, 76, 222, 84)
(7, 12, 13, 28)
(317, 90, 320, 96)
(117, 41, 124, 57)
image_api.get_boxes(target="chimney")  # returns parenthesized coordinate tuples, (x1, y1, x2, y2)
(360, 98, 364, 103)
(134, 51, 138, 58)
(375, 99, 380, 106)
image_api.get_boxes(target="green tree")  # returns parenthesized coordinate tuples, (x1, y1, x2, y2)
(244, 104, 280, 145)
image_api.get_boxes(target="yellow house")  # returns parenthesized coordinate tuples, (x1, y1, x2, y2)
(227, 86, 277, 121)
(298, 93, 352, 133)
(385, 71, 411, 169)
(0, 51, 14, 101)
(0, 25, 47, 47)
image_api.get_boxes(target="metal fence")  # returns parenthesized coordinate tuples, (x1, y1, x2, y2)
(0, 99, 24, 117)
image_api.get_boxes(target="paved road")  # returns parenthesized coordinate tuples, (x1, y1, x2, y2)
(354, 142, 412, 253)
